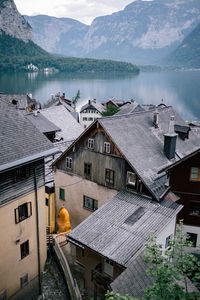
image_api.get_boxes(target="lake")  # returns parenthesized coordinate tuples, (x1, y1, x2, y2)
(0, 70, 200, 121)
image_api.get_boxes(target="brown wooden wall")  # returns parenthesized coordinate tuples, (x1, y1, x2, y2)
(169, 152, 200, 226)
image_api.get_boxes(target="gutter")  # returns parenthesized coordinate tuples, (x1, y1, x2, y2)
(0, 147, 61, 173)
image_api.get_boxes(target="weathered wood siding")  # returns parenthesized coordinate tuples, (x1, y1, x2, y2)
(0, 159, 45, 207)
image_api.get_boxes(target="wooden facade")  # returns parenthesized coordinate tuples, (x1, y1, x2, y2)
(169, 152, 200, 227)
(56, 124, 150, 197)
(0, 159, 44, 207)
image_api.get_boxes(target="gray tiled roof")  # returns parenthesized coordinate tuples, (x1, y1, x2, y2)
(68, 190, 182, 267)
(98, 106, 200, 200)
(40, 106, 83, 142)
(25, 111, 61, 134)
(111, 250, 153, 298)
(116, 102, 139, 115)
(0, 93, 37, 110)
(0, 100, 58, 171)
(80, 100, 105, 113)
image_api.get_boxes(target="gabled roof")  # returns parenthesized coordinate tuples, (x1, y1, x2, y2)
(68, 190, 182, 267)
(80, 100, 105, 113)
(0, 100, 58, 172)
(0, 93, 38, 110)
(53, 105, 200, 201)
(98, 106, 200, 200)
(40, 105, 83, 142)
(25, 111, 61, 134)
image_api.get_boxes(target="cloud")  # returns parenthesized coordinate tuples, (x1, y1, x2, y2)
(14, 0, 133, 24)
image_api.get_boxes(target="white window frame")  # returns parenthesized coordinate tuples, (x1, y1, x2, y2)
(66, 157, 72, 169)
(127, 171, 136, 186)
(88, 138, 94, 149)
(104, 142, 110, 153)
(165, 234, 173, 249)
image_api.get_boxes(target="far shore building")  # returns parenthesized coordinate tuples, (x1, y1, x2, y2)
(0, 99, 58, 299)
(79, 99, 105, 128)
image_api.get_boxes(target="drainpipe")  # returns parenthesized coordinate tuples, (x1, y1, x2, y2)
(34, 167, 42, 295)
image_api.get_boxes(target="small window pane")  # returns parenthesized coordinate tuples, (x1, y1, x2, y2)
(83, 196, 98, 211)
(190, 167, 199, 180)
(84, 163, 91, 176)
(104, 142, 110, 153)
(20, 241, 29, 259)
(127, 172, 136, 186)
(190, 201, 200, 216)
(59, 188, 65, 200)
(88, 139, 94, 149)
(66, 157, 72, 169)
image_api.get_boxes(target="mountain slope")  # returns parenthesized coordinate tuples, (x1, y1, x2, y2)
(24, 15, 89, 56)
(0, 0, 32, 42)
(26, 0, 200, 64)
(165, 23, 200, 68)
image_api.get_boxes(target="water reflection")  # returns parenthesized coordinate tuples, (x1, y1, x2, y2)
(0, 70, 199, 121)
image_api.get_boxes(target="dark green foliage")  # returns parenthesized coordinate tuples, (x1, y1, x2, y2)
(101, 104, 120, 116)
(0, 31, 140, 73)
(71, 90, 80, 110)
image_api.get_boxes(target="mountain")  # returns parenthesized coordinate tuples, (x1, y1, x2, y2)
(165, 23, 200, 68)
(24, 15, 89, 56)
(26, 0, 200, 64)
(0, 0, 32, 42)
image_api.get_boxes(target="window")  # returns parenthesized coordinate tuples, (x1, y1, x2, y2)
(83, 196, 98, 211)
(104, 258, 114, 277)
(66, 157, 72, 169)
(104, 142, 110, 153)
(15, 202, 32, 224)
(83, 117, 87, 121)
(84, 163, 91, 177)
(20, 273, 28, 288)
(187, 232, 197, 247)
(127, 171, 136, 186)
(105, 169, 114, 184)
(88, 117, 93, 121)
(20, 241, 29, 259)
(14, 166, 30, 183)
(59, 188, 65, 200)
(165, 234, 173, 249)
(88, 138, 94, 149)
(190, 167, 200, 181)
(189, 201, 200, 216)
(45, 198, 49, 207)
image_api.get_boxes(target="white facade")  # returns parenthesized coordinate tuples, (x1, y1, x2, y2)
(156, 216, 176, 251)
(80, 108, 102, 128)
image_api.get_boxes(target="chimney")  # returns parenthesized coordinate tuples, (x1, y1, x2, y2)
(153, 109, 159, 128)
(93, 98, 96, 103)
(88, 100, 91, 105)
(33, 110, 38, 117)
(63, 92, 65, 98)
(164, 116, 178, 159)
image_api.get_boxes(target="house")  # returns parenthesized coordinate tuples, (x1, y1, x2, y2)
(102, 98, 130, 108)
(53, 104, 200, 296)
(79, 99, 105, 128)
(0, 93, 40, 112)
(67, 190, 182, 298)
(0, 99, 58, 299)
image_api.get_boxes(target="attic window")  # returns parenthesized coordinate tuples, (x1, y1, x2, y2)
(127, 171, 136, 186)
(125, 207, 146, 225)
(104, 142, 110, 153)
(174, 124, 190, 140)
(88, 138, 94, 149)
(66, 157, 72, 169)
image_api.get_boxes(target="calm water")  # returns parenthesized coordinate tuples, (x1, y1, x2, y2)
(0, 70, 200, 121)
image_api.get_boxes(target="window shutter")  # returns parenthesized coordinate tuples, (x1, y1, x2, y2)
(15, 208, 19, 224)
(27, 202, 32, 217)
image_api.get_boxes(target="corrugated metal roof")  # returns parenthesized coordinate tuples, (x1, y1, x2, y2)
(68, 190, 182, 267)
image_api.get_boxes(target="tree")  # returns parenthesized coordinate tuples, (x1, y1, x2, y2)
(101, 104, 120, 116)
(71, 89, 80, 110)
(106, 221, 200, 300)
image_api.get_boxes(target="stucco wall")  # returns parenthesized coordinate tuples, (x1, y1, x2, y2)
(156, 216, 177, 251)
(0, 187, 46, 298)
(54, 169, 117, 229)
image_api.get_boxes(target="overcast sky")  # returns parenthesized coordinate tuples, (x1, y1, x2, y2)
(14, 0, 135, 25)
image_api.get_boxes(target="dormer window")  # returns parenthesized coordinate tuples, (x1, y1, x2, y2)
(88, 138, 94, 149)
(127, 171, 136, 186)
(66, 157, 72, 169)
(104, 142, 110, 153)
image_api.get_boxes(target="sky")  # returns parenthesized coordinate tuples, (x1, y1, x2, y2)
(14, 0, 135, 25)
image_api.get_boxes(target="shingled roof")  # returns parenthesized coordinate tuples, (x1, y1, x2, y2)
(25, 111, 61, 134)
(68, 190, 182, 267)
(0, 100, 58, 172)
(98, 106, 200, 200)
